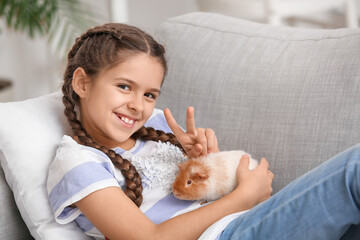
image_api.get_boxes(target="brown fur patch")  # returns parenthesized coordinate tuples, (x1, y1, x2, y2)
(172, 158, 210, 200)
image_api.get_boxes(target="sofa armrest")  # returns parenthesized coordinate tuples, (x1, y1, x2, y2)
(0, 154, 34, 240)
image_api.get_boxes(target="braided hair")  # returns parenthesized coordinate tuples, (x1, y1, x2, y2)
(62, 23, 183, 207)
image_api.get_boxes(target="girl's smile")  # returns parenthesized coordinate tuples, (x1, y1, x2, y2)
(73, 52, 164, 150)
(116, 113, 137, 128)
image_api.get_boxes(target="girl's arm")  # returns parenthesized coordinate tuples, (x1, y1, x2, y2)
(75, 155, 273, 240)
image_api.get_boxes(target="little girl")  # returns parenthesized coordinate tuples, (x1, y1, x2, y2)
(47, 23, 360, 240)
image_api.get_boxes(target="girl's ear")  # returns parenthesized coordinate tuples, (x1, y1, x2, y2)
(72, 67, 90, 98)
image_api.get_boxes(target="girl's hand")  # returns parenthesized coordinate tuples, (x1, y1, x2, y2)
(234, 155, 274, 209)
(164, 107, 219, 158)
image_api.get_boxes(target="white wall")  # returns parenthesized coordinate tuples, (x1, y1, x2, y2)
(0, 0, 199, 102)
(127, 0, 198, 34)
(0, 21, 61, 101)
(0, 0, 112, 101)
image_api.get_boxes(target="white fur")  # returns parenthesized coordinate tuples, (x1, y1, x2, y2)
(199, 151, 258, 201)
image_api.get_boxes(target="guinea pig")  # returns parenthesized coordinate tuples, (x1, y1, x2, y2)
(172, 150, 258, 202)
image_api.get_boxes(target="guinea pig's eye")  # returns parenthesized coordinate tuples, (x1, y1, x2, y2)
(187, 180, 192, 185)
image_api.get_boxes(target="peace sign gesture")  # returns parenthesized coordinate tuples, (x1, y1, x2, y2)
(164, 107, 219, 158)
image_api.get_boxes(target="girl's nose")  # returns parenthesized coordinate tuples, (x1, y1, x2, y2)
(128, 94, 143, 112)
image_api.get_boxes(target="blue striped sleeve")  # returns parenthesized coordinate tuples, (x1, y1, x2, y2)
(48, 159, 120, 224)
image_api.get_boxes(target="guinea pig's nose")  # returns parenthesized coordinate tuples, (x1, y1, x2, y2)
(173, 189, 179, 196)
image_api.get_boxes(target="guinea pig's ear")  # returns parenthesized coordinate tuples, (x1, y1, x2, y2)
(193, 172, 209, 181)
(177, 162, 186, 171)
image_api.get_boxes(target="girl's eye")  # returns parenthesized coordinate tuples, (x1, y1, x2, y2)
(186, 180, 192, 185)
(145, 93, 156, 99)
(118, 84, 130, 91)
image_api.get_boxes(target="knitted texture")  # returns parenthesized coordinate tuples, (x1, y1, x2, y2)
(129, 141, 187, 191)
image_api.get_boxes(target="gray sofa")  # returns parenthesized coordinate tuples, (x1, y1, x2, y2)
(1, 12, 360, 239)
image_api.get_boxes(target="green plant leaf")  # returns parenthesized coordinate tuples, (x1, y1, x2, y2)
(0, 0, 102, 57)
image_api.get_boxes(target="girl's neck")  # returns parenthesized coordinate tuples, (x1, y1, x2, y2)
(115, 137, 136, 151)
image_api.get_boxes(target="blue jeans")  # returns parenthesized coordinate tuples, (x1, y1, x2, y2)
(220, 144, 360, 240)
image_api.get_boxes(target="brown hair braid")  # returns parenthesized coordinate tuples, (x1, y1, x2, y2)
(62, 23, 178, 207)
(132, 127, 184, 151)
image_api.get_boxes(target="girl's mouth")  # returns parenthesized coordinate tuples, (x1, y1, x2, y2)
(116, 114, 137, 128)
(120, 116, 134, 125)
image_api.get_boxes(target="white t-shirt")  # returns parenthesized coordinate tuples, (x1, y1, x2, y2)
(47, 109, 246, 239)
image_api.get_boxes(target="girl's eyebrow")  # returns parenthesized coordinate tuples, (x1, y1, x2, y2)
(115, 78, 161, 94)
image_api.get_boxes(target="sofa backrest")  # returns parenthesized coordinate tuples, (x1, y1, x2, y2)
(155, 12, 360, 193)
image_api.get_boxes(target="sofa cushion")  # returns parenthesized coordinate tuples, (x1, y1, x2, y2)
(155, 12, 360, 193)
(0, 92, 93, 239)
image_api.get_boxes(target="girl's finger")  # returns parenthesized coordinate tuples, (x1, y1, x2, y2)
(197, 128, 208, 156)
(239, 154, 250, 170)
(259, 158, 269, 170)
(164, 108, 185, 138)
(268, 170, 275, 180)
(186, 144, 203, 159)
(186, 107, 197, 135)
(205, 128, 219, 153)
(195, 143, 203, 154)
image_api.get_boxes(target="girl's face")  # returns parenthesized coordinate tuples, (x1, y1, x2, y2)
(76, 53, 164, 149)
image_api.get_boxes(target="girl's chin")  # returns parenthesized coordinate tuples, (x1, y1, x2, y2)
(112, 128, 141, 143)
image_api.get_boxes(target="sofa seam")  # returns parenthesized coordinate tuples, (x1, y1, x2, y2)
(164, 20, 360, 43)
